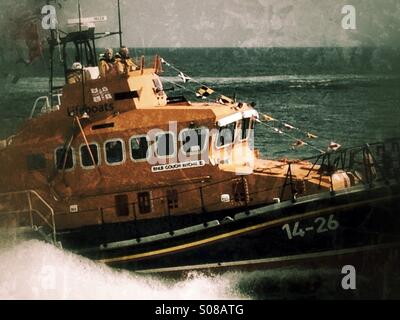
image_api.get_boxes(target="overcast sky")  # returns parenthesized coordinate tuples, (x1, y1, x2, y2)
(2, 0, 400, 47)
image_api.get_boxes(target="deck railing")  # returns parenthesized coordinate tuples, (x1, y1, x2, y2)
(0, 190, 57, 244)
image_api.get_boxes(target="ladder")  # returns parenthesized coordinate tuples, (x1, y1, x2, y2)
(0, 190, 58, 246)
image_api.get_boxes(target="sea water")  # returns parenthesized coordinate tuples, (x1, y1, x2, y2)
(0, 47, 399, 299)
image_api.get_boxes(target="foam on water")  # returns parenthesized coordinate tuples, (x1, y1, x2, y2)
(0, 239, 246, 300)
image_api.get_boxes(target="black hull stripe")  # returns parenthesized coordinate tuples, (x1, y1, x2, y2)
(136, 241, 400, 274)
(97, 193, 400, 264)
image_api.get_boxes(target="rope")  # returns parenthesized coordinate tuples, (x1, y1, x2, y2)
(255, 118, 325, 154)
(160, 57, 336, 154)
(160, 58, 231, 102)
(259, 112, 333, 142)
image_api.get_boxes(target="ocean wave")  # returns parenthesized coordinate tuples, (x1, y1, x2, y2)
(162, 74, 400, 92)
(0, 239, 245, 300)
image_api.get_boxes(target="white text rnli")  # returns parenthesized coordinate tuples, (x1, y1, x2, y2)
(151, 160, 205, 173)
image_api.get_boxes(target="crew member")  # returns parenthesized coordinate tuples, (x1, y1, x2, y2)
(66, 62, 83, 84)
(98, 48, 116, 78)
(115, 46, 139, 74)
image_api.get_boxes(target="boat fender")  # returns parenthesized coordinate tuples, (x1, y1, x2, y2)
(220, 216, 234, 224)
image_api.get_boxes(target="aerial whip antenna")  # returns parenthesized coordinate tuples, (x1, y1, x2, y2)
(77, 0, 86, 108)
(117, 0, 123, 47)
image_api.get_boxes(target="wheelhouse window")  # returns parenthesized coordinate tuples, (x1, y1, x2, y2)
(80, 144, 99, 168)
(180, 128, 208, 154)
(105, 140, 124, 165)
(156, 132, 175, 157)
(216, 122, 236, 148)
(130, 136, 149, 161)
(55, 147, 74, 170)
(240, 118, 251, 141)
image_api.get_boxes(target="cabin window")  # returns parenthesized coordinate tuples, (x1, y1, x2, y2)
(167, 189, 179, 209)
(55, 147, 74, 170)
(115, 194, 129, 217)
(240, 118, 251, 141)
(156, 133, 175, 157)
(130, 136, 149, 161)
(216, 122, 236, 148)
(27, 154, 46, 171)
(180, 128, 208, 155)
(138, 192, 152, 214)
(80, 144, 99, 168)
(105, 140, 125, 165)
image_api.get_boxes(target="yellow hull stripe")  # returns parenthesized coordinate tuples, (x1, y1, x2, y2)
(97, 194, 398, 264)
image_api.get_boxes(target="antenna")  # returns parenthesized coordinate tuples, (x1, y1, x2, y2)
(48, 0, 55, 96)
(77, 0, 86, 108)
(78, 0, 82, 60)
(117, 0, 123, 47)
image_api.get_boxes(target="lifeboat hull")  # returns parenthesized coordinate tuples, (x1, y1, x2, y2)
(71, 181, 400, 272)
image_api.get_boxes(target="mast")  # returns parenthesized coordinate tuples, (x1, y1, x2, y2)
(48, 0, 55, 96)
(78, 0, 86, 108)
(78, 0, 83, 60)
(117, 0, 123, 47)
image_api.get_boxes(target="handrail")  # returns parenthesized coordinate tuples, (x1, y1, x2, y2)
(29, 94, 62, 119)
(0, 190, 57, 244)
(30, 96, 50, 119)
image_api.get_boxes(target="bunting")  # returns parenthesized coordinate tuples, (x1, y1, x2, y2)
(263, 114, 276, 122)
(158, 57, 337, 156)
(160, 58, 170, 66)
(196, 86, 215, 98)
(292, 140, 305, 148)
(307, 132, 318, 139)
(283, 123, 296, 130)
(178, 72, 192, 83)
(328, 141, 341, 151)
(217, 95, 235, 105)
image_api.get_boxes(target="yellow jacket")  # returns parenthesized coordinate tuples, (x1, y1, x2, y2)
(98, 59, 117, 78)
(116, 58, 139, 74)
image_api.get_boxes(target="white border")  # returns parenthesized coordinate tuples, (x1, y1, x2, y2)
(103, 138, 126, 166)
(129, 135, 150, 162)
(79, 142, 101, 169)
(239, 118, 252, 142)
(155, 131, 177, 160)
(179, 127, 209, 156)
(215, 122, 237, 150)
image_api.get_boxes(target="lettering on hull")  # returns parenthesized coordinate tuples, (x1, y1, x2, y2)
(151, 160, 205, 173)
(67, 103, 114, 117)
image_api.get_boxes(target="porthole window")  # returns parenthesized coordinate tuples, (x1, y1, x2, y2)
(80, 144, 100, 168)
(55, 147, 74, 171)
(130, 135, 149, 161)
(105, 139, 125, 165)
(156, 132, 175, 158)
(180, 128, 208, 155)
